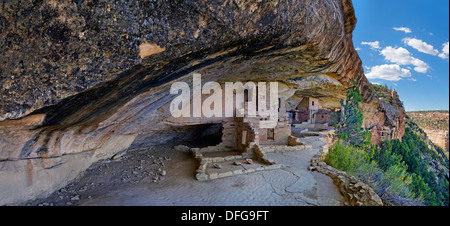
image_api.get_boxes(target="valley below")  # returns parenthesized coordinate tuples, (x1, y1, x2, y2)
(408, 111, 449, 157)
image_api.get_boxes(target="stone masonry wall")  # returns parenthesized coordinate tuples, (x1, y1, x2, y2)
(309, 130, 384, 206)
(310, 155, 383, 206)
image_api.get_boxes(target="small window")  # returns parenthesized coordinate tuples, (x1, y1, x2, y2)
(312, 101, 314, 106)
(267, 129, 274, 140)
(244, 90, 249, 102)
(242, 130, 247, 144)
(322, 115, 324, 118)
(256, 86, 259, 109)
(278, 98, 281, 111)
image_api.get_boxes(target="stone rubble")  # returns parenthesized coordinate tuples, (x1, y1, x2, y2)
(26, 145, 173, 206)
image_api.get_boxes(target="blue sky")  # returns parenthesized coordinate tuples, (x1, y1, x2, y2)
(352, 0, 449, 111)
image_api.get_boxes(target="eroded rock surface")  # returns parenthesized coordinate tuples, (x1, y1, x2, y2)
(1, 0, 369, 120)
(424, 130, 449, 153)
(0, 0, 406, 205)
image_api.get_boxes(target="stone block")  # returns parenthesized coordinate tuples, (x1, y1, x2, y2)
(196, 173, 209, 181)
(174, 145, 190, 152)
(224, 156, 235, 161)
(245, 168, 256, 173)
(212, 157, 225, 163)
(218, 171, 233, 178)
(209, 173, 219, 180)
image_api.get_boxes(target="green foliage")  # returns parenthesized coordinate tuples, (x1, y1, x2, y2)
(408, 110, 449, 114)
(325, 141, 418, 205)
(377, 121, 449, 206)
(378, 163, 415, 200)
(407, 110, 449, 131)
(337, 81, 371, 149)
(326, 81, 449, 206)
(325, 140, 369, 174)
(328, 120, 449, 206)
(331, 111, 341, 130)
(369, 122, 447, 206)
(371, 83, 393, 104)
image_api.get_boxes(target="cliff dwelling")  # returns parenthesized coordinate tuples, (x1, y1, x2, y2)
(289, 97, 340, 128)
(173, 84, 340, 182)
(0, 0, 411, 206)
(166, 81, 318, 181)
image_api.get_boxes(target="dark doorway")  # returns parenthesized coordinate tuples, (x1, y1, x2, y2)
(267, 128, 274, 140)
(186, 124, 223, 148)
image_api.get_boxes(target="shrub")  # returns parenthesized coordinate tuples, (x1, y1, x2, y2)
(324, 81, 443, 206)
(325, 141, 419, 205)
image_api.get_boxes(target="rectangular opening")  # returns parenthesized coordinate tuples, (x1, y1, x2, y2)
(267, 128, 274, 140)
(242, 130, 247, 145)
(244, 89, 249, 102)
(278, 98, 281, 111)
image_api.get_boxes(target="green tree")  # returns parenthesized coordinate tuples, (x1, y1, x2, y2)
(337, 81, 371, 149)
(326, 81, 449, 206)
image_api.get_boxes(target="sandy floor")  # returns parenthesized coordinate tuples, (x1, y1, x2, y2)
(24, 136, 344, 206)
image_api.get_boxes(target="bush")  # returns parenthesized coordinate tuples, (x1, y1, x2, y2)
(328, 122, 449, 206)
(370, 83, 394, 104)
(324, 81, 447, 206)
(325, 141, 419, 205)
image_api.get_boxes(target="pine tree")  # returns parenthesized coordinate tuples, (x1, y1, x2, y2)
(337, 80, 371, 149)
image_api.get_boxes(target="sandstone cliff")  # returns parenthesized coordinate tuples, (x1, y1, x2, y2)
(424, 130, 449, 154)
(408, 111, 450, 155)
(0, 0, 406, 205)
(363, 89, 406, 145)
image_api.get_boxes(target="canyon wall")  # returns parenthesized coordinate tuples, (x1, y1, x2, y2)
(407, 111, 449, 154)
(362, 89, 406, 145)
(0, 0, 405, 205)
(424, 130, 449, 153)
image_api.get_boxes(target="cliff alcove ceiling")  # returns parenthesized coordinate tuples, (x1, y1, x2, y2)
(0, 0, 406, 205)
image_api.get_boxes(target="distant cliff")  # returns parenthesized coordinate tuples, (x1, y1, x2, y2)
(408, 111, 450, 156)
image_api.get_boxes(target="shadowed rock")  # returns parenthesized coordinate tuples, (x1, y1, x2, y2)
(0, 0, 405, 205)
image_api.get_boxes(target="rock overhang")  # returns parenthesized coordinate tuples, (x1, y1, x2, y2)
(0, 0, 407, 205)
(0, 0, 365, 121)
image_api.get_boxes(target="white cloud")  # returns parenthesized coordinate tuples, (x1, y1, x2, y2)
(366, 64, 412, 81)
(438, 42, 449, 59)
(361, 41, 381, 50)
(402, 38, 439, 55)
(409, 78, 417, 82)
(393, 27, 412, 33)
(380, 46, 430, 73)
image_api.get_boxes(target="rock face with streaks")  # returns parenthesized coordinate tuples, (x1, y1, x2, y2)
(0, 0, 405, 205)
(424, 130, 449, 153)
(362, 89, 406, 145)
(407, 111, 449, 154)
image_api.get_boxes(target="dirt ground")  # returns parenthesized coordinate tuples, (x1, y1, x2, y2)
(24, 137, 345, 206)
